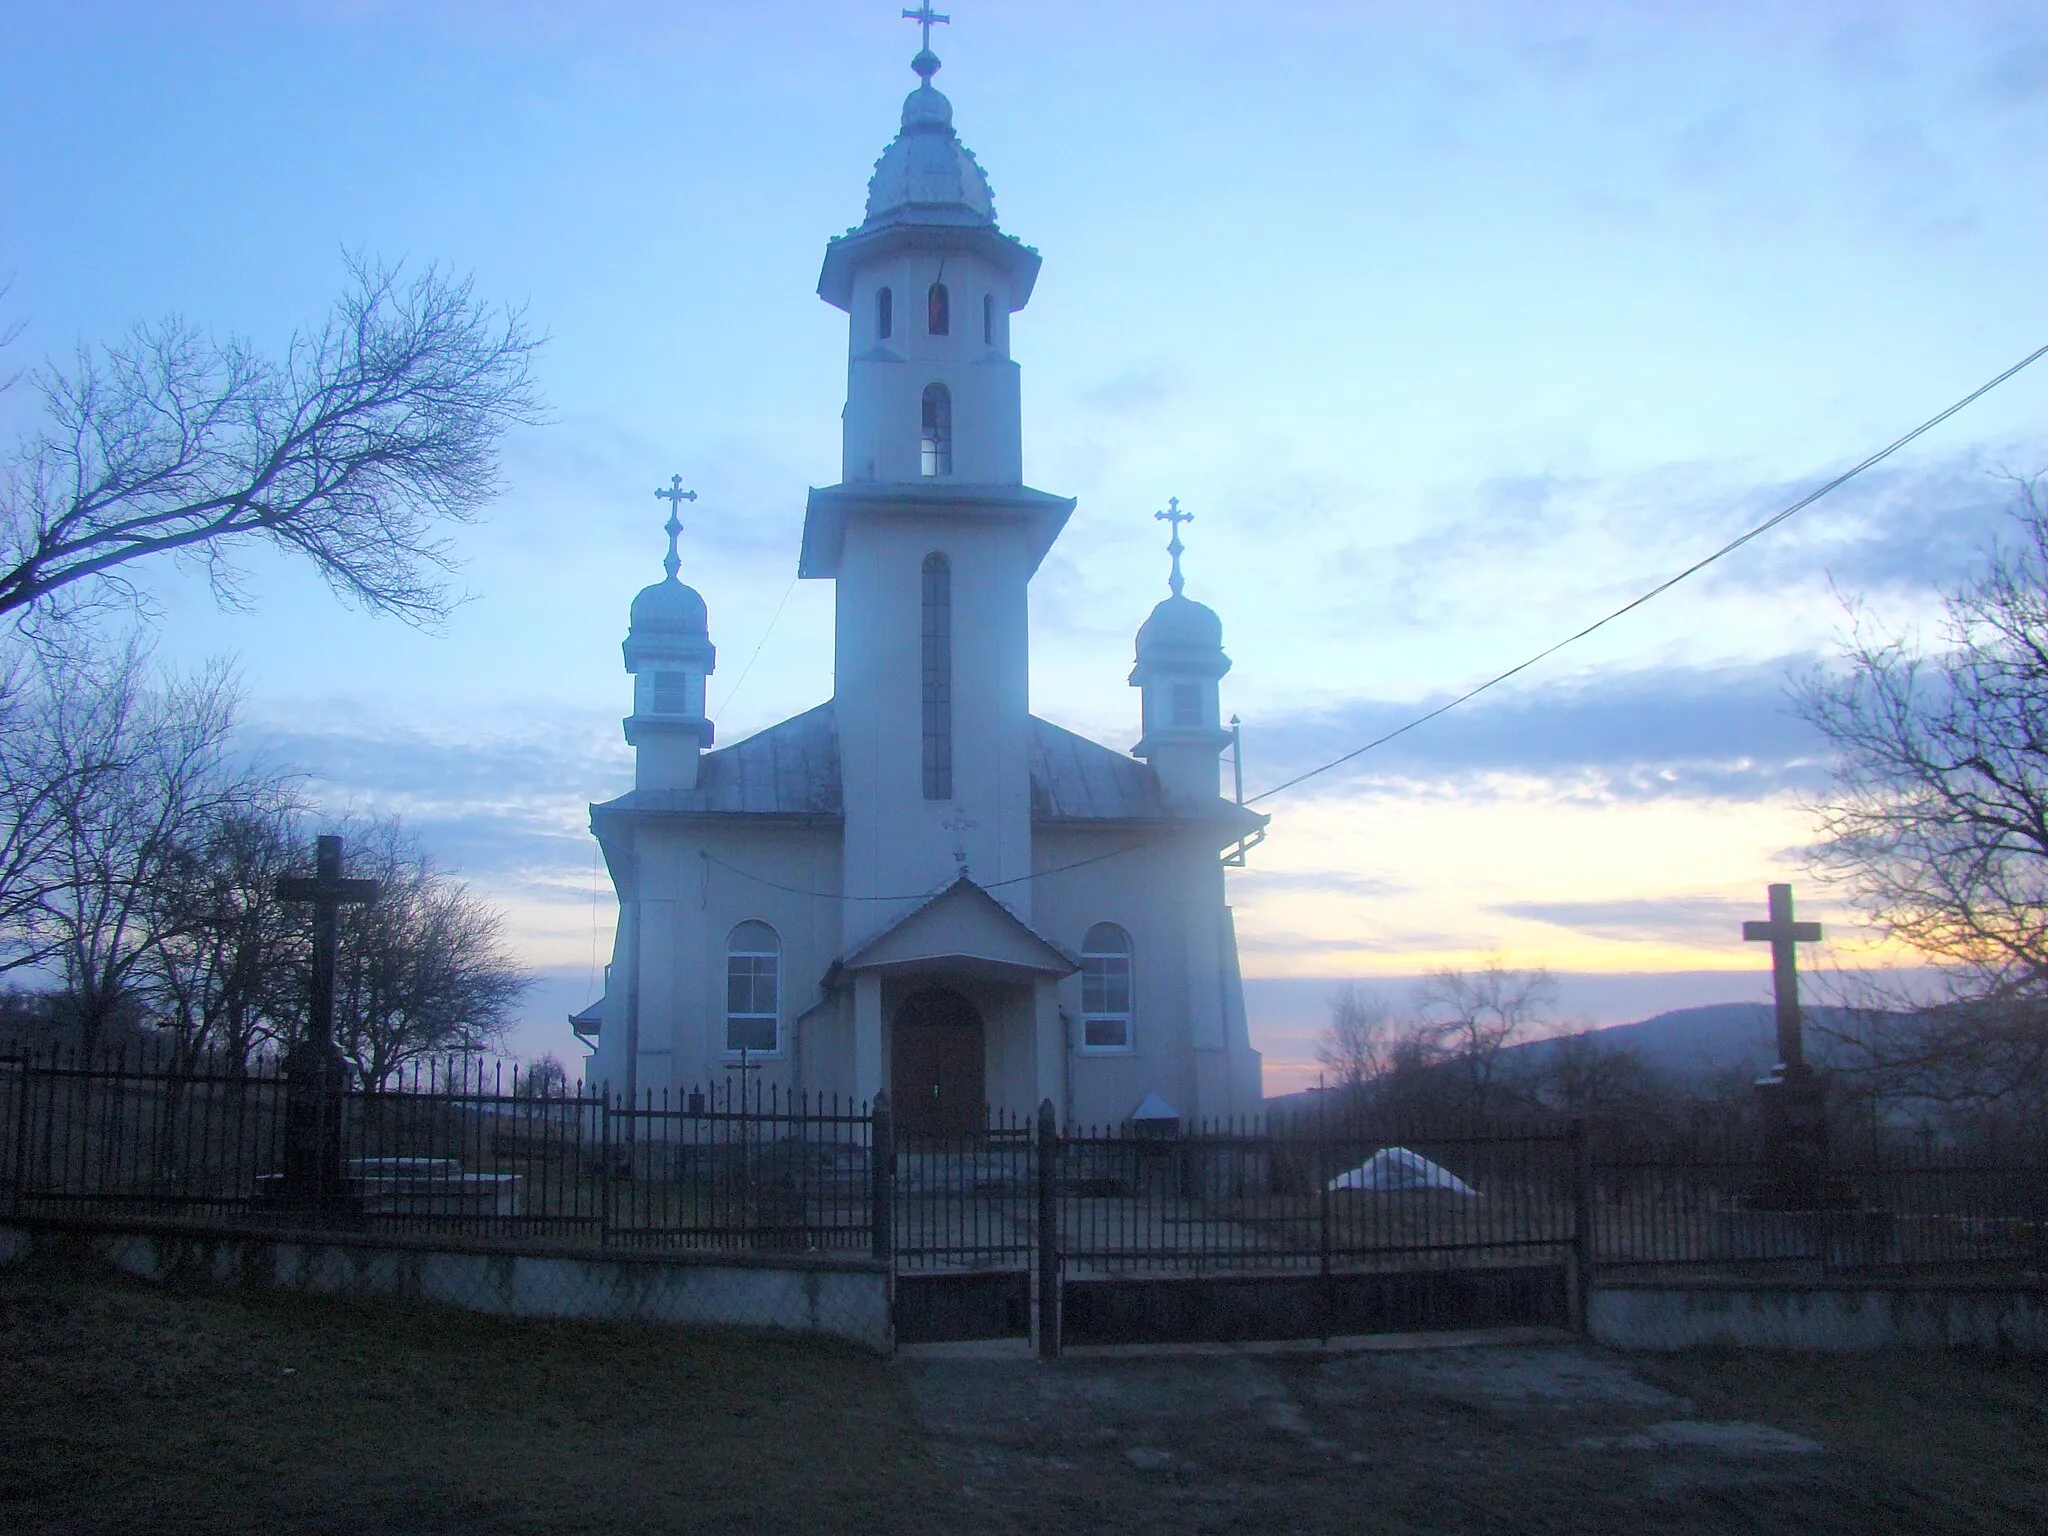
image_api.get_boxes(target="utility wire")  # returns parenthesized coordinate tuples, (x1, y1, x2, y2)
(1244, 340, 2048, 807)
(711, 574, 801, 724)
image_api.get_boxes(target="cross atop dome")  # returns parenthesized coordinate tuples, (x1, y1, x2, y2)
(1156, 497, 1193, 597)
(654, 475, 697, 582)
(902, 4, 948, 78)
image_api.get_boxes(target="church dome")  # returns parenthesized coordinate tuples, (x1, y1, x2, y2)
(862, 82, 997, 228)
(1136, 593, 1224, 658)
(629, 576, 708, 637)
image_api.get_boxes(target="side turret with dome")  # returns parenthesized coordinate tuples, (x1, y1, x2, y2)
(1130, 499, 1234, 804)
(623, 480, 716, 792)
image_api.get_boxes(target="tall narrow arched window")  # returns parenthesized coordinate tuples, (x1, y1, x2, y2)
(1081, 923, 1133, 1051)
(921, 552, 952, 800)
(927, 281, 950, 335)
(920, 384, 953, 477)
(876, 286, 893, 341)
(982, 293, 995, 346)
(725, 922, 780, 1054)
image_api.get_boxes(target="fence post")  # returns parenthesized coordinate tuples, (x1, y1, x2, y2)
(8, 1055, 29, 1216)
(1570, 1116, 1593, 1334)
(1036, 1097, 1060, 1360)
(870, 1091, 894, 1264)
(1317, 1092, 1333, 1343)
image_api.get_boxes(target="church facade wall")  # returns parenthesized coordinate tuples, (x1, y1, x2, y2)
(835, 510, 1035, 943)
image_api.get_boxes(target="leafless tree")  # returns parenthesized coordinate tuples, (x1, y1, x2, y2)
(1412, 959, 1557, 1128)
(1, 257, 541, 630)
(34, 645, 267, 1057)
(306, 818, 530, 1087)
(142, 792, 305, 1074)
(1317, 983, 1398, 1094)
(1799, 474, 2048, 1107)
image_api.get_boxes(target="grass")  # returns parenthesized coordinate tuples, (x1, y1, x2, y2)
(0, 1259, 939, 1536)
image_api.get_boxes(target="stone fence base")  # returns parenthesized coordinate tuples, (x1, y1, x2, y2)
(1591, 1277, 2048, 1352)
(0, 1217, 891, 1353)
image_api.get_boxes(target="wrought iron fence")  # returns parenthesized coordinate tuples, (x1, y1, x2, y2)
(0, 1048, 877, 1254)
(3, 1051, 2042, 1285)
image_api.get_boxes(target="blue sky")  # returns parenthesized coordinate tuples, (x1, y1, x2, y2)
(6, 1, 2047, 1086)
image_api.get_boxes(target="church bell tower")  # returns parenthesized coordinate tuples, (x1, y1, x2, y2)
(801, 18, 1074, 938)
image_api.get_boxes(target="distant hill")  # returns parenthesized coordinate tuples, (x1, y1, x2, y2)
(1267, 1002, 1867, 1109)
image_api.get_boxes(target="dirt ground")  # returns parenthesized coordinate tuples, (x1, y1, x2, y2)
(2, 1264, 2044, 1534)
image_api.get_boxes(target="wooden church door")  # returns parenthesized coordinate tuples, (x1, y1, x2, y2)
(891, 988, 986, 1139)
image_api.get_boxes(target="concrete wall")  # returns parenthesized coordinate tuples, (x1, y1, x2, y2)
(1591, 1279, 2048, 1352)
(0, 1220, 892, 1353)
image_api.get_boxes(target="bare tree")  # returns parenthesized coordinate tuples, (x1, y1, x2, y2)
(1, 257, 541, 630)
(1317, 983, 1397, 1095)
(1799, 474, 2048, 1107)
(27, 644, 279, 1057)
(1412, 959, 1557, 1127)
(142, 792, 305, 1073)
(306, 819, 531, 1086)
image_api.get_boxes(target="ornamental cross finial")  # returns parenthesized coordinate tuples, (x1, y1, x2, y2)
(940, 807, 978, 878)
(654, 475, 698, 581)
(902, 3, 948, 77)
(1155, 496, 1193, 597)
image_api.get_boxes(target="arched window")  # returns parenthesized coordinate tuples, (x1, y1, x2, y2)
(1080, 923, 1133, 1051)
(921, 553, 952, 799)
(927, 281, 950, 335)
(982, 293, 995, 346)
(876, 286, 893, 341)
(725, 921, 780, 1054)
(920, 384, 953, 477)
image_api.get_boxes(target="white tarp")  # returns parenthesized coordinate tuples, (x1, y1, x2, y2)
(1327, 1146, 1479, 1196)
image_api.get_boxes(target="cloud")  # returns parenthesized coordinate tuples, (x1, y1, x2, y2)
(1495, 895, 1761, 947)
(1243, 658, 1831, 804)
(1230, 869, 1411, 898)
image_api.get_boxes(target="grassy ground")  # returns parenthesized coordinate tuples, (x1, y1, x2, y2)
(4, 1260, 2045, 1534)
(0, 1261, 939, 1535)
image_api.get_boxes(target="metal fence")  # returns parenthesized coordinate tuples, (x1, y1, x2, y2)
(0, 1050, 879, 1254)
(4, 1051, 2043, 1285)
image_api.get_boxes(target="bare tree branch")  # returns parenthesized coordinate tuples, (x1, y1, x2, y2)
(0, 257, 542, 630)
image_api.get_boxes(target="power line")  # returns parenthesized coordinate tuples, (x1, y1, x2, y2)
(701, 839, 1150, 904)
(1244, 340, 2048, 807)
(711, 574, 801, 724)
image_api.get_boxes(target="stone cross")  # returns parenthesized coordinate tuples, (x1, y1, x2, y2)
(1155, 496, 1192, 597)
(1742, 882, 1822, 1072)
(654, 475, 697, 582)
(277, 835, 381, 1057)
(902, 3, 949, 54)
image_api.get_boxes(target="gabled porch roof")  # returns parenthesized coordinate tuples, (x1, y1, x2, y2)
(841, 876, 1079, 986)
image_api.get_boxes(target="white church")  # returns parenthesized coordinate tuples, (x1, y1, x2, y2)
(577, 32, 1268, 1134)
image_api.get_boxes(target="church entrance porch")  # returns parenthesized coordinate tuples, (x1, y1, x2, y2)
(890, 988, 986, 1139)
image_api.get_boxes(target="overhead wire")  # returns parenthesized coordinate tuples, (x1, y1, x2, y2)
(1243, 339, 2048, 807)
(683, 338, 2048, 900)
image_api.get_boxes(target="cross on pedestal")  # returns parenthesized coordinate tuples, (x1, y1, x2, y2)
(270, 836, 380, 1215)
(1743, 882, 1822, 1072)
(1739, 882, 1842, 1211)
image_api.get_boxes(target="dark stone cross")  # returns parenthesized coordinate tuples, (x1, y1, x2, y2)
(272, 835, 379, 1214)
(1740, 882, 1839, 1210)
(1743, 882, 1822, 1072)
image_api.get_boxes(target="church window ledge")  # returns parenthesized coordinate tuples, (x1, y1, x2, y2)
(1079, 922, 1133, 1052)
(725, 920, 781, 1055)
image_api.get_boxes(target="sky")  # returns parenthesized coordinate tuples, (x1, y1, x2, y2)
(6, 1, 2047, 1091)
